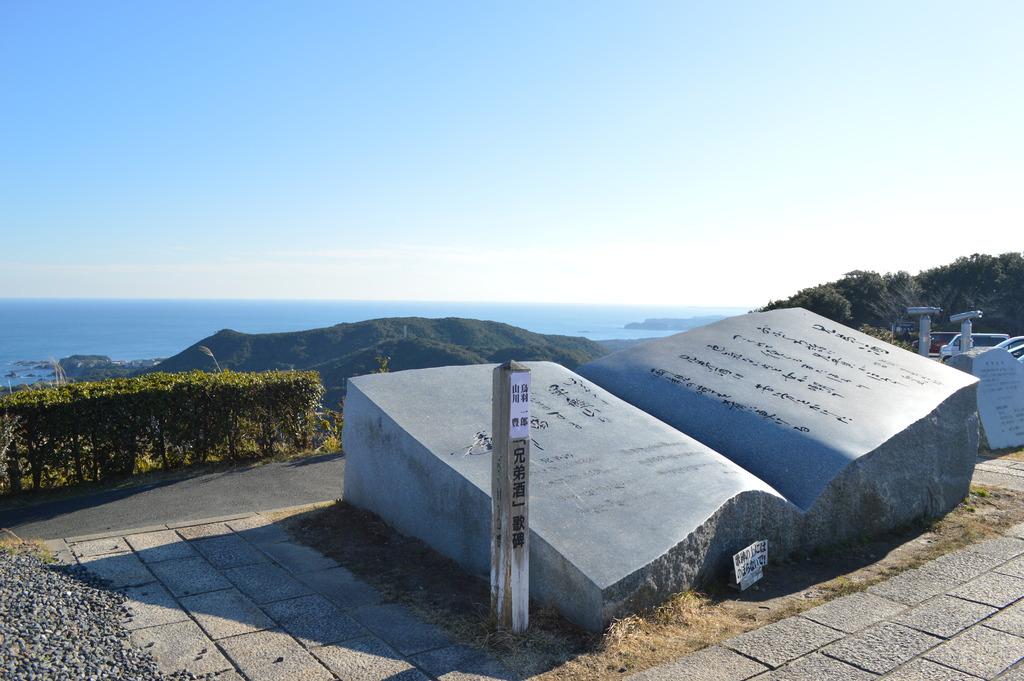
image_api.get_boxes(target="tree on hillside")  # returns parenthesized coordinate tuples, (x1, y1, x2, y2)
(760, 252, 1024, 334)
(993, 253, 1024, 331)
(917, 254, 1001, 321)
(916, 253, 1022, 331)
(834, 270, 889, 327)
(763, 284, 852, 323)
(876, 270, 922, 323)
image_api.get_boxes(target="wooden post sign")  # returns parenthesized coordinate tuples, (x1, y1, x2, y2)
(491, 360, 530, 633)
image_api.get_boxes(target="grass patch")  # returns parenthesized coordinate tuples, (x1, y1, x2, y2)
(0, 529, 54, 562)
(287, 484, 1024, 679)
(979, 447, 1024, 462)
(817, 575, 861, 599)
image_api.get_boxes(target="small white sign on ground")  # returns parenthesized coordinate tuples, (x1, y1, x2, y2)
(733, 540, 768, 591)
(510, 371, 531, 439)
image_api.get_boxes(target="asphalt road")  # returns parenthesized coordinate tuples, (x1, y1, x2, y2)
(0, 453, 345, 540)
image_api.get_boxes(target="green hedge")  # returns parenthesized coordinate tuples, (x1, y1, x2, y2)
(0, 370, 324, 494)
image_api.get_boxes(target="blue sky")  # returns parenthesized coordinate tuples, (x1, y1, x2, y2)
(1, 2, 1021, 305)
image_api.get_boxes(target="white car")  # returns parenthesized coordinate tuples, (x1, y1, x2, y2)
(940, 333, 1010, 361)
(995, 336, 1024, 359)
(991, 333, 1024, 356)
(996, 336, 1024, 349)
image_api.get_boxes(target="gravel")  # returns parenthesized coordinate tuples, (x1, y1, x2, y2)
(0, 545, 223, 680)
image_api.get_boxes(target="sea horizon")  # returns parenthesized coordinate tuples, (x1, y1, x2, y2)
(1, 298, 751, 385)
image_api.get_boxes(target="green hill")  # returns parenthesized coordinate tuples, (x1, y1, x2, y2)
(146, 317, 608, 404)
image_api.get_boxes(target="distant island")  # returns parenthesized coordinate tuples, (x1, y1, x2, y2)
(61, 355, 164, 381)
(624, 316, 727, 331)
(4, 356, 163, 384)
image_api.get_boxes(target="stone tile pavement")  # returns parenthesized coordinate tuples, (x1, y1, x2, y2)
(40, 459, 1024, 680)
(629, 522, 1024, 680)
(46, 510, 514, 681)
(974, 458, 1024, 492)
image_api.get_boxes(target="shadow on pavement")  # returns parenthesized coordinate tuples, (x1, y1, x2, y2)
(0, 453, 345, 540)
(58, 516, 515, 680)
(0, 478, 183, 531)
(284, 451, 345, 468)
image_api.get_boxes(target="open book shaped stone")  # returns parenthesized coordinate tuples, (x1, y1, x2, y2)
(344, 362, 794, 631)
(344, 308, 979, 631)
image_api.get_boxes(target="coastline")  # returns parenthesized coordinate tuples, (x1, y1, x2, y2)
(0, 300, 746, 387)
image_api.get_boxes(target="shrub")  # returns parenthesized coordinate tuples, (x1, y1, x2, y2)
(0, 414, 17, 494)
(316, 404, 344, 454)
(858, 324, 914, 352)
(0, 370, 323, 494)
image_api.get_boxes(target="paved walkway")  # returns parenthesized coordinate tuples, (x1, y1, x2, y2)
(48, 510, 512, 681)
(973, 458, 1024, 493)
(631, 523, 1024, 680)
(22, 456, 1024, 680)
(1, 453, 344, 540)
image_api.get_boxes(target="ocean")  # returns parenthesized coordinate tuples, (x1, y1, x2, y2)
(0, 299, 749, 385)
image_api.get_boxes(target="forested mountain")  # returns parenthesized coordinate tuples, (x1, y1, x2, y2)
(146, 317, 608, 403)
(761, 253, 1024, 334)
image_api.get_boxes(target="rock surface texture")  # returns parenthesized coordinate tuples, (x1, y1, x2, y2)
(344, 362, 799, 631)
(579, 308, 980, 548)
(950, 347, 1024, 450)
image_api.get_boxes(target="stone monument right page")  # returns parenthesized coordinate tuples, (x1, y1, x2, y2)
(579, 307, 980, 543)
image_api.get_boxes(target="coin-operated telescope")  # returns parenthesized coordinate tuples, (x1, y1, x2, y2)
(949, 310, 983, 353)
(906, 307, 942, 357)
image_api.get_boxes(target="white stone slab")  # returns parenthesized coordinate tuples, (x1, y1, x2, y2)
(949, 347, 1024, 450)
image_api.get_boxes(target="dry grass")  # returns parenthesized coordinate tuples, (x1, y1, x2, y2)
(0, 529, 53, 561)
(289, 485, 1024, 680)
(980, 447, 1024, 462)
(552, 592, 755, 680)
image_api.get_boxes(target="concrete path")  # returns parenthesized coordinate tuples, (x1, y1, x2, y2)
(49, 510, 512, 681)
(631, 523, 1024, 680)
(0, 453, 344, 540)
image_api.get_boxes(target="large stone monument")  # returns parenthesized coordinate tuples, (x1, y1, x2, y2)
(344, 308, 981, 631)
(949, 348, 1024, 450)
(343, 362, 800, 631)
(578, 308, 980, 545)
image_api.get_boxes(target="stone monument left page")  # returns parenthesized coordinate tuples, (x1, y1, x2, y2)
(343, 362, 800, 632)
